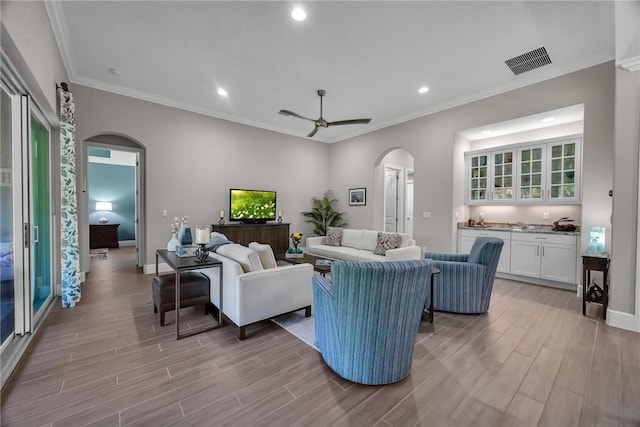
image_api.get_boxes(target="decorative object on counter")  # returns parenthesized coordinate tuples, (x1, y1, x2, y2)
(277, 210, 283, 223)
(287, 231, 304, 258)
(552, 217, 576, 232)
(588, 227, 605, 254)
(219, 210, 225, 225)
(468, 218, 476, 227)
(193, 225, 211, 263)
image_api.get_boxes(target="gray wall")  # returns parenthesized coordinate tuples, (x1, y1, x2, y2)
(4, 0, 638, 322)
(72, 84, 331, 268)
(329, 63, 614, 258)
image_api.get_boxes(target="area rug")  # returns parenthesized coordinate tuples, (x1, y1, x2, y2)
(272, 310, 318, 351)
(89, 248, 108, 260)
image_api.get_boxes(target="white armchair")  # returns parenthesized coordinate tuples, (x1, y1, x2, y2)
(200, 244, 313, 339)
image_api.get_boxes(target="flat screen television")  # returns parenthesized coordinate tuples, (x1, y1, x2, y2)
(229, 189, 277, 224)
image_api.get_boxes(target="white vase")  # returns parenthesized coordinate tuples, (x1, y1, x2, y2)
(167, 232, 180, 252)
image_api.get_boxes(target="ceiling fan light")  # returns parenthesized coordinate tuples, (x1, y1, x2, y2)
(291, 7, 306, 21)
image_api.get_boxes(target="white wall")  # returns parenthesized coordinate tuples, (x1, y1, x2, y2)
(72, 85, 331, 269)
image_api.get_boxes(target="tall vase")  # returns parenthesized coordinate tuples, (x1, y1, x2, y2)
(167, 232, 180, 252)
(181, 227, 193, 245)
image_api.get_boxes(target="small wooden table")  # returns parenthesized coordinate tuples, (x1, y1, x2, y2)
(156, 249, 224, 339)
(274, 252, 332, 276)
(582, 253, 609, 320)
(423, 267, 441, 323)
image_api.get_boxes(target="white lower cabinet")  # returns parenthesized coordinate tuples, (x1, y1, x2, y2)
(510, 233, 577, 284)
(458, 229, 578, 286)
(458, 229, 511, 274)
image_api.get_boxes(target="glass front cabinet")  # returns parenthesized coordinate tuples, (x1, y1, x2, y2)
(465, 136, 582, 205)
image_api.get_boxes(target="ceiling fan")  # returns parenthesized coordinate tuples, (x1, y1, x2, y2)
(279, 89, 371, 138)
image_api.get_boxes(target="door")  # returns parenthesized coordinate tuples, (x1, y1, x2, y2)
(541, 243, 577, 283)
(405, 173, 414, 236)
(517, 145, 545, 202)
(1, 74, 54, 385)
(0, 84, 20, 348)
(384, 167, 398, 232)
(510, 240, 540, 278)
(30, 112, 52, 315)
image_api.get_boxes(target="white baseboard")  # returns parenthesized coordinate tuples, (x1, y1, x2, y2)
(143, 262, 172, 275)
(606, 309, 639, 332)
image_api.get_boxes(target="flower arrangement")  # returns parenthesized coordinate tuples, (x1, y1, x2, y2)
(171, 216, 192, 245)
(289, 232, 303, 254)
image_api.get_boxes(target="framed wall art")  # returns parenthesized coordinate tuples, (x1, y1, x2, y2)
(349, 188, 366, 206)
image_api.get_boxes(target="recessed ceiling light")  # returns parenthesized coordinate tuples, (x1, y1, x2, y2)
(418, 86, 429, 94)
(291, 7, 306, 21)
(217, 88, 228, 97)
(542, 117, 556, 122)
(482, 130, 493, 135)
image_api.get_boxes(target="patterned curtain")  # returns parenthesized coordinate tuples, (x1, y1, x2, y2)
(58, 85, 81, 308)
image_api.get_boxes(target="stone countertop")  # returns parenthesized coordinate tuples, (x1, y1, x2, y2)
(458, 223, 581, 236)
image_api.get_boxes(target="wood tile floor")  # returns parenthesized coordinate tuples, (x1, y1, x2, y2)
(1, 247, 639, 426)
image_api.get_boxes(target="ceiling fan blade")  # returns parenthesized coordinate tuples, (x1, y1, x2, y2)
(307, 126, 319, 138)
(327, 118, 372, 127)
(279, 109, 315, 122)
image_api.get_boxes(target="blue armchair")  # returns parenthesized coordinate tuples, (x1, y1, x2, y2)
(312, 259, 433, 385)
(425, 237, 504, 314)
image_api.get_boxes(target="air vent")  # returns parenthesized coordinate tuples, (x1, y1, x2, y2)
(505, 47, 552, 75)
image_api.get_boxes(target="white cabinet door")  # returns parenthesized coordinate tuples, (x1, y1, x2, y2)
(541, 243, 577, 283)
(547, 138, 581, 203)
(510, 240, 541, 278)
(466, 153, 489, 203)
(517, 145, 546, 202)
(491, 149, 515, 202)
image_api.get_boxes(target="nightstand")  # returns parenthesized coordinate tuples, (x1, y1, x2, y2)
(90, 224, 120, 249)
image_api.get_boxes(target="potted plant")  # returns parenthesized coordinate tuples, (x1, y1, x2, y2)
(301, 190, 347, 236)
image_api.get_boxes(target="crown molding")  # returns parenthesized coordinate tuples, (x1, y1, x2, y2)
(44, 1, 78, 81)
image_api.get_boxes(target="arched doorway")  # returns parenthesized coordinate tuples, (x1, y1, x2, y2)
(80, 134, 146, 273)
(373, 148, 415, 234)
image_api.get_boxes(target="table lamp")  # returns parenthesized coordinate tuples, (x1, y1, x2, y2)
(96, 201, 112, 224)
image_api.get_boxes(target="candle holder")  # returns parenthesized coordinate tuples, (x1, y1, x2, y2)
(194, 244, 209, 263)
(219, 210, 225, 225)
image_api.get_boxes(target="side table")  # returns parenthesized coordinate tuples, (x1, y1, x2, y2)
(423, 266, 441, 323)
(582, 253, 609, 320)
(156, 249, 224, 339)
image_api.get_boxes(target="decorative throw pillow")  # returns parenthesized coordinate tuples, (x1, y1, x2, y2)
(248, 242, 277, 269)
(373, 232, 402, 255)
(326, 227, 343, 247)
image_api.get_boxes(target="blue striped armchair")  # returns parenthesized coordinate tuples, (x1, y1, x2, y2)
(312, 259, 434, 385)
(425, 236, 504, 314)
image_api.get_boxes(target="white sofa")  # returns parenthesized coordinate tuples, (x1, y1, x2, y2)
(306, 228, 421, 261)
(200, 241, 313, 339)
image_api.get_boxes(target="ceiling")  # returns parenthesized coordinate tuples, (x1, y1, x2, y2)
(45, 1, 614, 143)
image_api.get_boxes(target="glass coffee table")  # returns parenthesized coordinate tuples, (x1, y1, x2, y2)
(274, 252, 333, 276)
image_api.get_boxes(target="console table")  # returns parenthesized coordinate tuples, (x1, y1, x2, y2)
(212, 223, 290, 252)
(90, 224, 120, 249)
(582, 253, 609, 320)
(156, 249, 224, 340)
